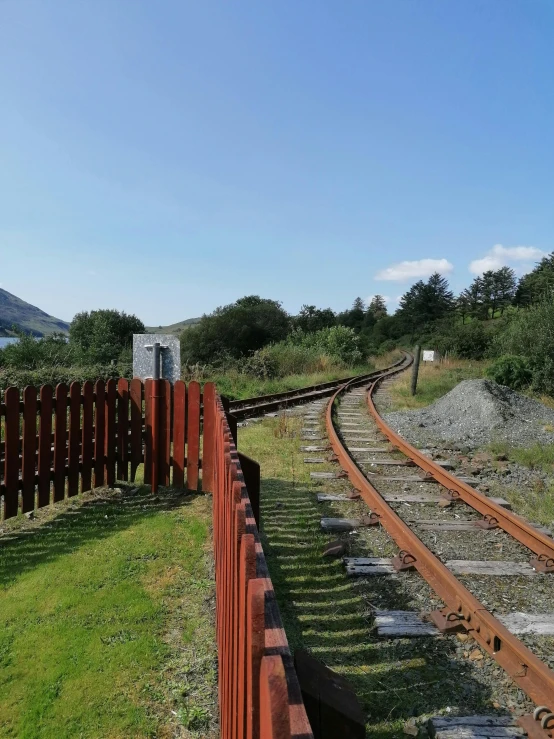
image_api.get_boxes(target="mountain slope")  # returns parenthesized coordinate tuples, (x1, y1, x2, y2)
(145, 317, 201, 336)
(0, 288, 69, 336)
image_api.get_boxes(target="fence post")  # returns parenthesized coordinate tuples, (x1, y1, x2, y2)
(238, 452, 261, 529)
(410, 345, 421, 396)
(151, 342, 161, 493)
(221, 395, 238, 446)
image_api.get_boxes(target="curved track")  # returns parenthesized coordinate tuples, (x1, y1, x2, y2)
(325, 357, 554, 734)
(226, 355, 407, 420)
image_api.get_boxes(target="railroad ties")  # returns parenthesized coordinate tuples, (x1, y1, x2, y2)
(310, 355, 554, 725)
(241, 354, 554, 729)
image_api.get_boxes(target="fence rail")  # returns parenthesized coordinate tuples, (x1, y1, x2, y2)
(209, 388, 313, 739)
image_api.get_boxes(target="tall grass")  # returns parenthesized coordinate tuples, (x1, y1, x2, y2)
(387, 357, 488, 410)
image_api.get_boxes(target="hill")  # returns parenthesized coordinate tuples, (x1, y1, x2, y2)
(0, 288, 69, 336)
(145, 317, 200, 336)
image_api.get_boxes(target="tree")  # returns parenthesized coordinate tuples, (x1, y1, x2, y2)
(514, 252, 554, 307)
(293, 305, 336, 333)
(494, 266, 517, 315)
(180, 295, 290, 364)
(338, 297, 366, 333)
(69, 310, 144, 364)
(397, 273, 454, 335)
(367, 295, 388, 321)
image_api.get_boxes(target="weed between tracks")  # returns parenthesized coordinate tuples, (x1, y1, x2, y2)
(0, 485, 217, 739)
(239, 414, 494, 739)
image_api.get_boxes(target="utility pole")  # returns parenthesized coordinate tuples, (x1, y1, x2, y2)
(411, 345, 421, 396)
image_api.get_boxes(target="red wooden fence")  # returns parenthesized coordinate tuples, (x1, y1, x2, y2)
(207, 388, 313, 739)
(0, 379, 313, 738)
(0, 379, 207, 520)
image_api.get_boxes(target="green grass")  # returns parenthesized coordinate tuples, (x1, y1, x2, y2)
(0, 486, 217, 738)
(387, 358, 488, 411)
(486, 442, 554, 525)
(239, 415, 492, 739)
(204, 364, 373, 401)
(488, 440, 554, 473)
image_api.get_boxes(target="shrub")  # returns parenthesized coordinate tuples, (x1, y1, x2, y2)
(492, 299, 554, 394)
(433, 321, 490, 360)
(486, 355, 532, 390)
(0, 364, 132, 391)
(285, 326, 364, 365)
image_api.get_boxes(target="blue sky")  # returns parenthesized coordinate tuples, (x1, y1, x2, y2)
(1, 0, 553, 325)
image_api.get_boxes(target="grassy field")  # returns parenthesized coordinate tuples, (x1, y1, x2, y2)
(238, 414, 480, 739)
(387, 357, 488, 411)
(0, 485, 217, 739)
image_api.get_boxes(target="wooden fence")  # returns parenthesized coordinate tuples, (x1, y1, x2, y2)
(209, 393, 313, 739)
(0, 379, 210, 520)
(0, 378, 313, 738)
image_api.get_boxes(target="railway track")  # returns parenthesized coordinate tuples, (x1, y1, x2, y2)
(225, 356, 407, 420)
(317, 354, 554, 738)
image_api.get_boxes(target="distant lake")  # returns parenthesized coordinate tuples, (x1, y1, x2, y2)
(0, 337, 19, 348)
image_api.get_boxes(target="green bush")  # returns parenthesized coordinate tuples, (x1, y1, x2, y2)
(0, 333, 75, 370)
(492, 299, 554, 394)
(486, 355, 532, 390)
(0, 363, 132, 391)
(433, 321, 490, 360)
(285, 326, 363, 365)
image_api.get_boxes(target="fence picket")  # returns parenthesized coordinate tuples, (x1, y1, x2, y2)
(144, 379, 152, 485)
(259, 656, 291, 739)
(38, 385, 53, 508)
(246, 579, 266, 739)
(172, 381, 186, 487)
(187, 381, 201, 490)
(94, 380, 105, 487)
(67, 382, 81, 497)
(159, 380, 171, 485)
(105, 379, 117, 487)
(81, 381, 94, 492)
(202, 381, 216, 492)
(22, 386, 37, 513)
(4, 387, 20, 519)
(130, 378, 143, 482)
(53, 384, 68, 502)
(117, 379, 129, 481)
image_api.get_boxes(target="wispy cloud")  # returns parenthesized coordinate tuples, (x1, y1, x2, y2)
(469, 244, 546, 276)
(375, 258, 453, 281)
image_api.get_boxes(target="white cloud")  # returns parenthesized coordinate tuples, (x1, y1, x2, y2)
(469, 244, 546, 275)
(375, 258, 453, 281)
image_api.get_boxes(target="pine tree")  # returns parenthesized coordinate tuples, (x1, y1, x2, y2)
(368, 295, 388, 320)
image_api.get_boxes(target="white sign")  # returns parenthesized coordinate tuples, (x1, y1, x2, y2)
(422, 350, 435, 362)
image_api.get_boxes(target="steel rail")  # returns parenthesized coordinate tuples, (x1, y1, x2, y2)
(325, 371, 554, 712)
(367, 371, 554, 562)
(227, 355, 407, 420)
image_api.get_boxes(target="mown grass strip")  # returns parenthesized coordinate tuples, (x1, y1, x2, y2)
(239, 414, 494, 739)
(0, 486, 217, 739)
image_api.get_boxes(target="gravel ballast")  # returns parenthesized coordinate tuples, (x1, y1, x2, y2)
(385, 379, 554, 450)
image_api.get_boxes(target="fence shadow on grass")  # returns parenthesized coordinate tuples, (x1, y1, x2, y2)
(0, 485, 198, 588)
(259, 477, 494, 738)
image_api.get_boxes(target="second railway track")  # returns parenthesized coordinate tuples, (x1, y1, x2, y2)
(318, 354, 554, 737)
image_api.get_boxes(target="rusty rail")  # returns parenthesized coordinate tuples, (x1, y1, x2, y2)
(325, 362, 554, 715)
(227, 356, 407, 420)
(366, 368, 554, 565)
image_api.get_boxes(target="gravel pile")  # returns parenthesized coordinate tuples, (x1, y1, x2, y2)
(385, 379, 554, 449)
